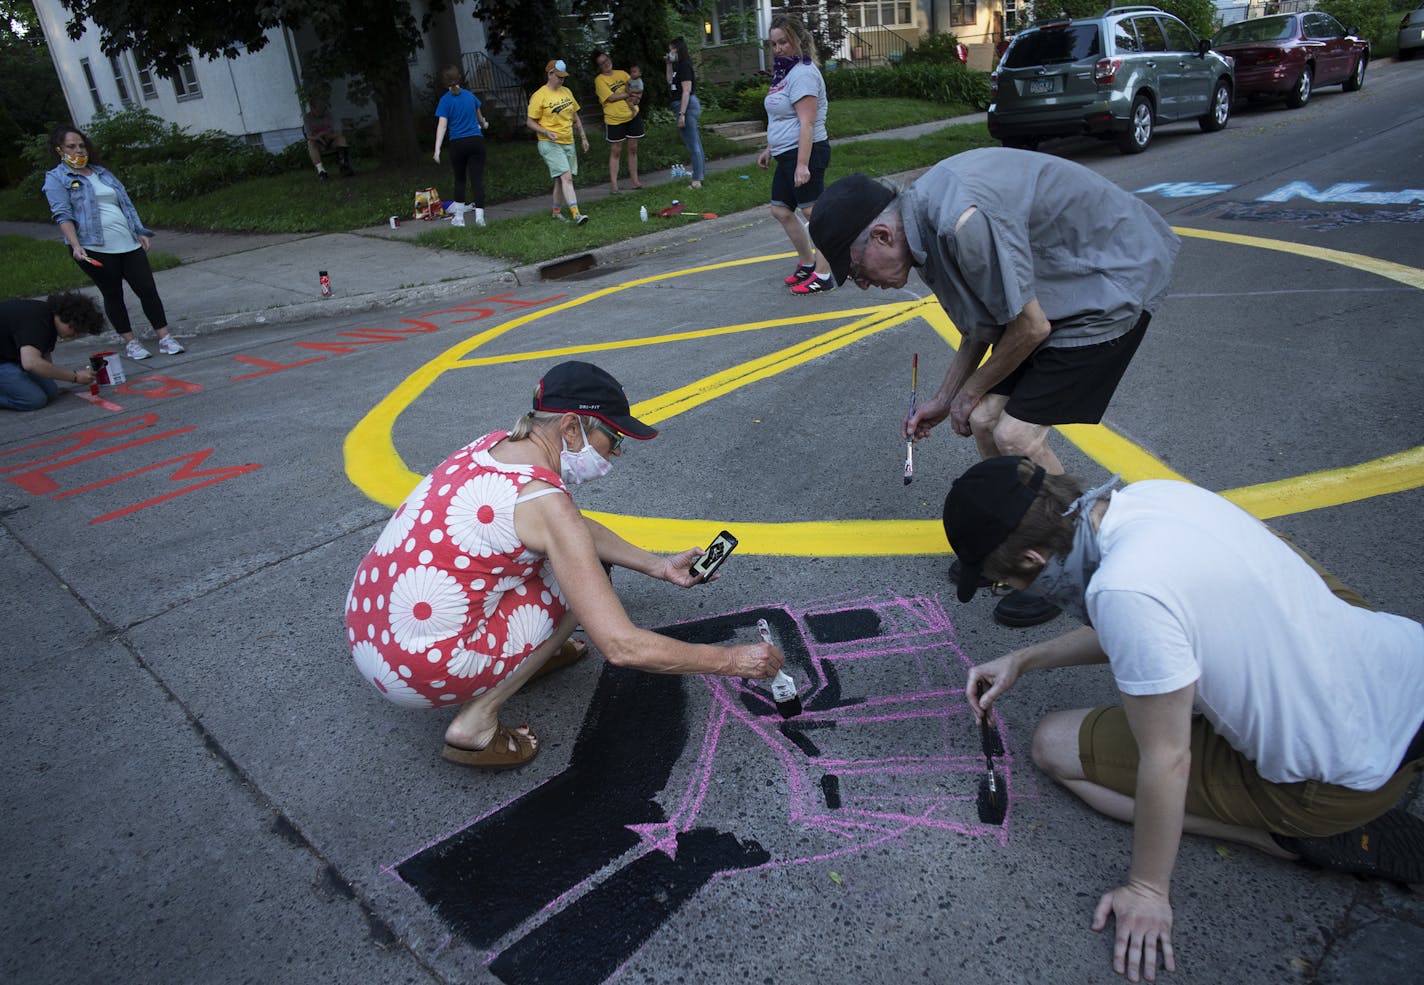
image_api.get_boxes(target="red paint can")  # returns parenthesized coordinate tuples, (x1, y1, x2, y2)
(320, 270, 332, 297)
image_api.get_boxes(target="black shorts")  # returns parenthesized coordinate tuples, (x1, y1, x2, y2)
(770, 140, 831, 210)
(989, 312, 1150, 426)
(605, 116, 646, 142)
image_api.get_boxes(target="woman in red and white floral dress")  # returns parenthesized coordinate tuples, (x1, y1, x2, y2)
(346, 361, 784, 768)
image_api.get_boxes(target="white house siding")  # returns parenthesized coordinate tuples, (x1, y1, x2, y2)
(33, 0, 305, 145)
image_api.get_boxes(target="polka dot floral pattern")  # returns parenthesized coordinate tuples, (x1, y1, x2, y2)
(347, 431, 570, 707)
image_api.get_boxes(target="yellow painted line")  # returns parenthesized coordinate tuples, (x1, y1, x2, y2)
(1173, 226, 1424, 291)
(1056, 425, 1191, 483)
(637, 302, 923, 422)
(346, 234, 1424, 555)
(1223, 447, 1424, 519)
(446, 307, 891, 368)
(581, 513, 943, 556)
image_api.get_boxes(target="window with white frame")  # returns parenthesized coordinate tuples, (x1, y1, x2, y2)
(109, 55, 134, 106)
(136, 65, 158, 100)
(846, 1, 914, 28)
(79, 58, 103, 113)
(172, 54, 202, 100)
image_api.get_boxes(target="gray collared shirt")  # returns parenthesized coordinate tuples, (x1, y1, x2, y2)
(901, 148, 1179, 348)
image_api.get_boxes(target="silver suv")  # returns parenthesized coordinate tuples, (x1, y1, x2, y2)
(989, 6, 1235, 154)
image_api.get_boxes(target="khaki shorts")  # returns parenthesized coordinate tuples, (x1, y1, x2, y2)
(538, 139, 578, 179)
(1079, 706, 1424, 838)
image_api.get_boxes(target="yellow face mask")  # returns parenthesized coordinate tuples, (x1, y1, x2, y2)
(63, 151, 89, 169)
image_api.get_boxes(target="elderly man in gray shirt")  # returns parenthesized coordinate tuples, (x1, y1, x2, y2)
(809, 149, 1179, 627)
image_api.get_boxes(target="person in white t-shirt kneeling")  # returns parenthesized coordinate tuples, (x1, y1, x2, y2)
(945, 456, 1424, 983)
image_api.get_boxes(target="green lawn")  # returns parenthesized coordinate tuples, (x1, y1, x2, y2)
(415, 121, 994, 265)
(0, 99, 981, 236)
(0, 235, 180, 299)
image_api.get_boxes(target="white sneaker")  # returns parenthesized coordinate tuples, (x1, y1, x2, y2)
(451, 211, 465, 227)
(125, 340, 152, 360)
(474, 209, 486, 228)
(158, 336, 185, 355)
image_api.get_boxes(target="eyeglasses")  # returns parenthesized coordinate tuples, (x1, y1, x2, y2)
(588, 420, 625, 453)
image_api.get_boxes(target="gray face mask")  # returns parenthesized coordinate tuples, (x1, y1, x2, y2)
(1026, 475, 1120, 625)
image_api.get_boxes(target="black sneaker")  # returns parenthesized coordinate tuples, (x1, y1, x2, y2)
(993, 591, 1061, 628)
(1277, 809, 1424, 884)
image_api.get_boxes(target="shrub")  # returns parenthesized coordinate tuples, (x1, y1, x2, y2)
(825, 64, 991, 110)
(900, 32, 963, 66)
(15, 105, 297, 204)
(736, 83, 771, 121)
(1317, 0, 1400, 54)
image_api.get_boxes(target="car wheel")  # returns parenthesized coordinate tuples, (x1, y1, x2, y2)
(1400, 48, 1416, 61)
(1285, 64, 1312, 108)
(1199, 79, 1231, 132)
(1343, 55, 1366, 92)
(1117, 95, 1153, 154)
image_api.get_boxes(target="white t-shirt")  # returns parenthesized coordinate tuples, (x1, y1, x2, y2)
(764, 61, 828, 155)
(1087, 480, 1424, 791)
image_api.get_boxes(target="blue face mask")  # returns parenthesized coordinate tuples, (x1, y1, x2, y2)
(559, 420, 612, 486)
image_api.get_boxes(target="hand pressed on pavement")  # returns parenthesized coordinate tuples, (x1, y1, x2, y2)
(1092, 882, 1176, 983)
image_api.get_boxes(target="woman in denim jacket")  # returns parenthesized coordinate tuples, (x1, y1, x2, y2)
(42, 126, 183, 359)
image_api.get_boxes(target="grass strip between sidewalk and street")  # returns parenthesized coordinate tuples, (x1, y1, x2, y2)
(0, 235, 181, 299)
(0, 99, 977, 237)
(414, 121, 995, 266)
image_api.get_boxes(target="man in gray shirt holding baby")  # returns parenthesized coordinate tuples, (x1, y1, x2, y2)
(808, 149, 1180, 626)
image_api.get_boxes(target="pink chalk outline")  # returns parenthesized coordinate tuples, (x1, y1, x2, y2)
(385, 592, 1015, 961)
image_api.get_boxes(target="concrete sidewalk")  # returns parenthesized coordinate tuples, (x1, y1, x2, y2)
(3, 115, 978, 340)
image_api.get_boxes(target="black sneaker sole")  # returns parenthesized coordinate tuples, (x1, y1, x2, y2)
(1287, 809, 1424, 884)
(992, 592, 1061, 628)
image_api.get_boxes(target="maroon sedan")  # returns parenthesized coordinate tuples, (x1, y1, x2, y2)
(1212, 11, 1369, 108)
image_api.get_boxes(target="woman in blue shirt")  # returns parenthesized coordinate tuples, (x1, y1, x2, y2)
(42, 126, 184, 360)
(433, 65, 491, 227)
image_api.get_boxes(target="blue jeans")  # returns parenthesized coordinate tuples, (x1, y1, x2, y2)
(672, 94, 706, 181)
(0, 362, 59, 411)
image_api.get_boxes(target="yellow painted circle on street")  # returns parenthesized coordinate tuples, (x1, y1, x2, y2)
(345, 229, 1424, 556)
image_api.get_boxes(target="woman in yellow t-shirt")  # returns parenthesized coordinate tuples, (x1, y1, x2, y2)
(525, 59, 592, 225)
(593, 51, 644, 193)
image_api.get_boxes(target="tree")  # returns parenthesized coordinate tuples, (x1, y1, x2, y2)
(587, 0, 669, 88)
(471, 0, 562, 92)
(56, 0, 442, 166)
(2, 1, 70, 185)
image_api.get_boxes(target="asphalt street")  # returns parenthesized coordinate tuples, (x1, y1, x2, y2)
(3, 59, 1422, 985)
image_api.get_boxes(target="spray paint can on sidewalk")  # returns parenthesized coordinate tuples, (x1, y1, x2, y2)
(389, 216, 400, 229)
(319, 270, 332, 297)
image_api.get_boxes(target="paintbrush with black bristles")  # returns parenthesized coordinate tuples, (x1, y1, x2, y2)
(976, 680, 1007, 824)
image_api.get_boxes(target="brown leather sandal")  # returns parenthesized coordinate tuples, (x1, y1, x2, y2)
(530, 638, 588, 682)
(442, 724, 539, 769)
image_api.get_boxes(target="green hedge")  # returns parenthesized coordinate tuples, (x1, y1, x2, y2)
(825, 64, 991, 110)
(15, 106, 298, 206)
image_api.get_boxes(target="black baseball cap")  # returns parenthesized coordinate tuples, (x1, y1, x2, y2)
(941, 456, 1046, 603)
(807, 173, 897, 285)
(534, 361, 658, 439)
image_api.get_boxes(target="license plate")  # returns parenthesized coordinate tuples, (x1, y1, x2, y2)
(1028, 77, 1056, 94)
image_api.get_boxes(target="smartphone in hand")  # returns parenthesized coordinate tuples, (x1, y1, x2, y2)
(690, 530, 738, 583)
